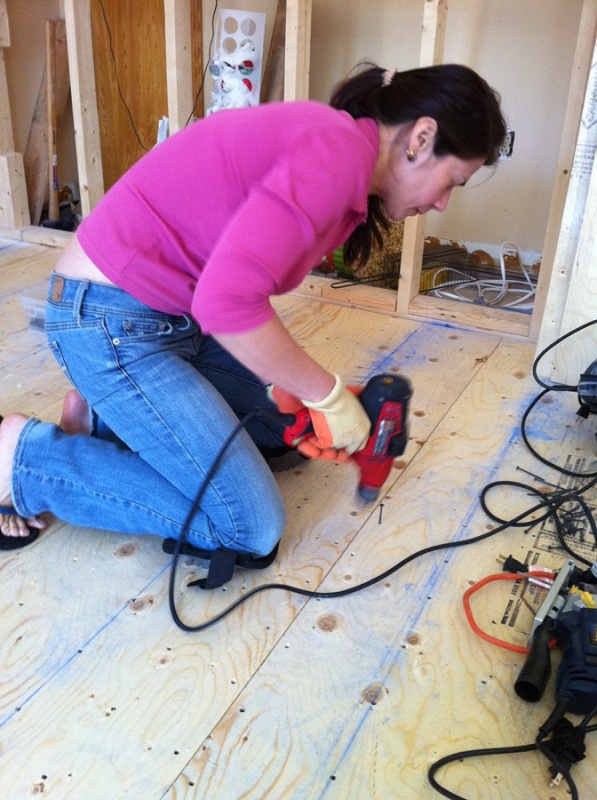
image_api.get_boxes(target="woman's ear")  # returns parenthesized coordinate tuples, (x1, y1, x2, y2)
(408, 117, 438, 159)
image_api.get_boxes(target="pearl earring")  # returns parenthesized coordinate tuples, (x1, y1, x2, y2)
(406, 149, 417, 162)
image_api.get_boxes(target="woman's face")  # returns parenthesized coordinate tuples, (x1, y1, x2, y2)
(370, 119, 485, 222)
(378, 151, 484, 222)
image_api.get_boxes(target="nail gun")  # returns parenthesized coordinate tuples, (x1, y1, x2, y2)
(281, 373, 412, 503)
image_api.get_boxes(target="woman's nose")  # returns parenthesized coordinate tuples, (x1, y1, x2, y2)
(433, 189, 453, 212)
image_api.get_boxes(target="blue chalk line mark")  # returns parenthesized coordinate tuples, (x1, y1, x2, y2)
(362, 322, 489, 380)
(316, 412, 528, 797)
(362, 329, 420, 379)
(0, 561, 172, 729)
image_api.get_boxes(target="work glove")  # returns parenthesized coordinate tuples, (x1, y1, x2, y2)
(301, 375, 370, 457)
(268, 376, 370, 461)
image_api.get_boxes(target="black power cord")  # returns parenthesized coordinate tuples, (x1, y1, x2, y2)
(170, 510, 519, 633)
(169, 399, 597, 632)
(167, 411, 595, 633)
(168, 399, 542, 632)
(428, 741, 540, 800)
(428, 704, 597, 800)
(532, 317, 597, 393)
(521, 317, 597, 475)
(480, 477, 597, 568)
(428, 319, 597, 798)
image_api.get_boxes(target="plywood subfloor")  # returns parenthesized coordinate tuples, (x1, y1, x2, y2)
(0, 239, 594, 799)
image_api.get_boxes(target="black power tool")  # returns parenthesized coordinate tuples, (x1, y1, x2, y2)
(554, 589, 597, 715)
(515, 560, 597, 715)
(577, 357, 597, 418)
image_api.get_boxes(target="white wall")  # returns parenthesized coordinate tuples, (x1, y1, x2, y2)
(309, 0, 423, 98)
(434, 0, 583, 255)
(307, 0, 584, 257)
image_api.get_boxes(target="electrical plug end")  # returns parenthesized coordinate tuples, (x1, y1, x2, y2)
(498, 553, 528, 574)
(541, 716, 586, 785)
(549, 772, 563, 788)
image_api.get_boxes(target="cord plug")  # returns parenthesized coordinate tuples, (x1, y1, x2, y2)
(542, 718, 587, 786)
(498, 554, 554, 590)
(498, 553, 528, 574)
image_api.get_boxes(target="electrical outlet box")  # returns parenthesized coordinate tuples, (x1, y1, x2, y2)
(499, 129, 515, 159)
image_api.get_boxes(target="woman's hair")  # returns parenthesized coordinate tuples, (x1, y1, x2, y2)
(329, 62, 507, 266)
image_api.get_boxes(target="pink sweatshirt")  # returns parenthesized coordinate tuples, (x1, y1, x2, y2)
(77, 101, 378, 334)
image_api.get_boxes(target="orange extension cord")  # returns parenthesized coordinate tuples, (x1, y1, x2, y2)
(463, 572, 558, 654)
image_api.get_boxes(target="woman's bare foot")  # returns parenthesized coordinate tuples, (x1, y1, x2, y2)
(0, 414, 47, 537)
(0, 391, 90, 538)
(59, 389, 90, 435)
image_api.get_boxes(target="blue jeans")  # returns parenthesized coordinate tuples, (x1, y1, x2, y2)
(11, 274, 287, 556)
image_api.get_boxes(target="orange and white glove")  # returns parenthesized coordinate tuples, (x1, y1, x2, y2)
(267, 384, 304, 416)
(300, 374, 370, 458)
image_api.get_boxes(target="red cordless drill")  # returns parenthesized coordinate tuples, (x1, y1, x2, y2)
(281, 373, 412, 502)
(352, 373, 412, 501)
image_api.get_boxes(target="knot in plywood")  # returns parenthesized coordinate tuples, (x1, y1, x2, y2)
(317, 613, 339, 632)
(115, 543, 139, 558)
(129, 595, 154, 614)
(361, 681, 386, 705)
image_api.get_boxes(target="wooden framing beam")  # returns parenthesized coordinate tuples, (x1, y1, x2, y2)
(0, 47, 13, 152)
(46, 19, 59, 220)
(533, 3, 597, 383)
(0, 2, 30, 227)
(284, 0, 311, 101)
(0, 1, 8, 47)
(552, 141, 597, 384)
(419, 0, 448, 66)
(0, 152, 29, 227)
(533, 0, 597, 354)
(24, 19, 70, 226)
(262, 0, 286, 103)
(396, 0, 447, 317)
(63, 0, 104, 215)
(164, 0, 193, 133)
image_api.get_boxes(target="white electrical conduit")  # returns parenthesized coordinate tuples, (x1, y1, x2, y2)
(429, 242, 537, 311)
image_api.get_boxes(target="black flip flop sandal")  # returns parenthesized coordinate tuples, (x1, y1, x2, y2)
(0, 416, 39, 549)
(0, 506, 39, 549)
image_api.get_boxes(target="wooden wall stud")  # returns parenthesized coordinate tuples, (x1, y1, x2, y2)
(63, 0, 104, 216)
(0, 1, 31, 227)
